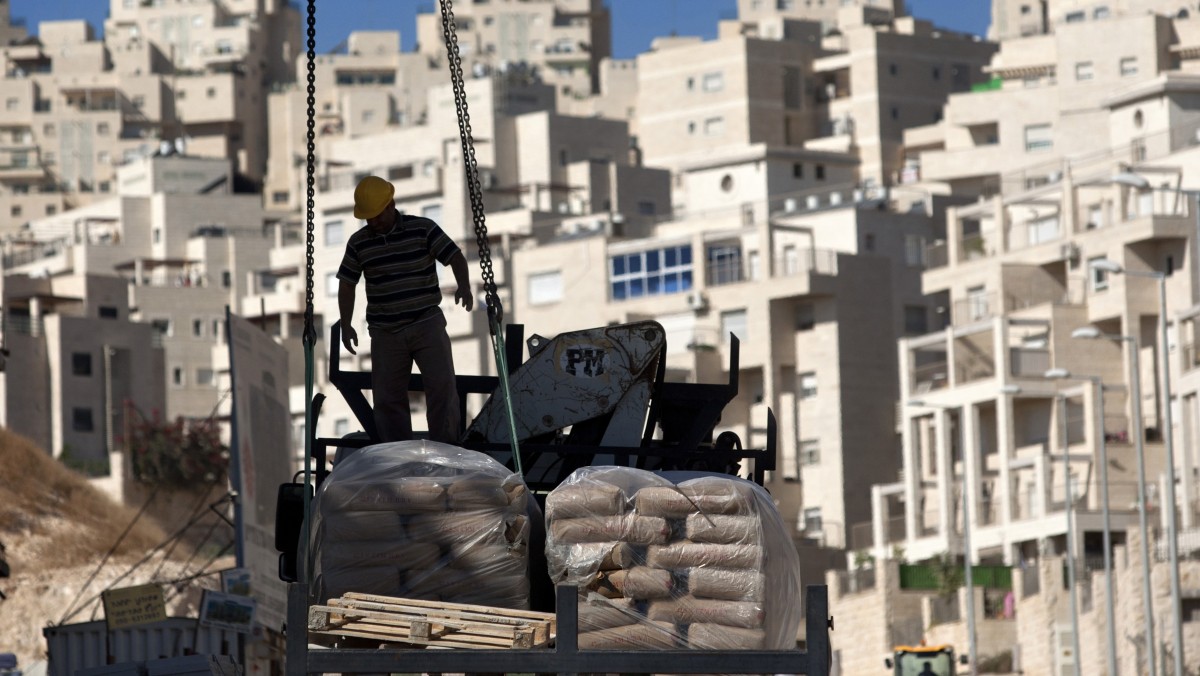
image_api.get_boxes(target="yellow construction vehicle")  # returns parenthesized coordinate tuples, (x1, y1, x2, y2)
(885, 644, 957, 676)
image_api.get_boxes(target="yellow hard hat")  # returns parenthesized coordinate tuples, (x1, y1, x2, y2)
(353, 176, 395, 220)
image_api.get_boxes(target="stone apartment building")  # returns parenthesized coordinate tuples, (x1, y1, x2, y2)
(0, 0, 297, 234)
(0, 153, 279, 471)
(852, 1, 1200, 673)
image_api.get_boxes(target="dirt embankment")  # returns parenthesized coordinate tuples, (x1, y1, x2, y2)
(0, 430, 232, 666)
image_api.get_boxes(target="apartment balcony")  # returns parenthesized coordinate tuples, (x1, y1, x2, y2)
(242, 289, 305, 317)
(704, 248, 839, 294)
(920, 143, 1007, 184)
(0, 156, 44, 180)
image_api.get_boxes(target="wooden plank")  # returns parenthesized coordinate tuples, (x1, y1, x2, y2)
(330, 597, 546, 628)
(335, 611, 522, 641)
(316, 626, 518, 650)
(349, 620, 517, 647)
(328, 598, 552, 634)
(342, 592, 556, 621)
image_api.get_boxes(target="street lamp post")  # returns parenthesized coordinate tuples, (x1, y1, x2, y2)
(1090, 259, 1185, 676)
(1072, 326, 1158, 676)
(907, 399, 978, 676)
(1056, 392, 1085, 676)
(1045, 368, 1118, 675)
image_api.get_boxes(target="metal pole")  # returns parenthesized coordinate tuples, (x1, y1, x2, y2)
(1156, 275, 1185, 676)
(1061, 394, 1083, 676)
(1127, 337, 1158, 676)
(963, 430, 978, 676)
(1092, 378, 1118, 675)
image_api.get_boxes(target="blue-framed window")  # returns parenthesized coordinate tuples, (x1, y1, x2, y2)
(610, 245, 693, 301)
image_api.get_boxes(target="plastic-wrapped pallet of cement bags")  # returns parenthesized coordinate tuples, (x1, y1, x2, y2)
(310, 440, 534, 609)
(545, 466, 802, 650)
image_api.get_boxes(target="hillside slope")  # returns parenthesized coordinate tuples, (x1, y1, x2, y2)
(0, 429, 228, 665)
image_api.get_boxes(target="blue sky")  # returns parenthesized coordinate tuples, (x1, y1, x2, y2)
(10, 1, 990, 56)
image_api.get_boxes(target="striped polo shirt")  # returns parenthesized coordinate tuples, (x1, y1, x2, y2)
(336, 213, 462, 331)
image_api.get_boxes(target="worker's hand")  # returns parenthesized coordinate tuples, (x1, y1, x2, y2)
(341, 324, 358, 355)
(455, 285, 474, 312)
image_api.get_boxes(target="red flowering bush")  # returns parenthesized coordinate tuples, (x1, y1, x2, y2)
(124, 406, 229, 487)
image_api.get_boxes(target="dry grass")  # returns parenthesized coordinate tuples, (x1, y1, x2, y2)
(0, 428, 166, 568)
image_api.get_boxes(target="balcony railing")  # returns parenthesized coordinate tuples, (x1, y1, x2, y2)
(835, 567, 876, 595)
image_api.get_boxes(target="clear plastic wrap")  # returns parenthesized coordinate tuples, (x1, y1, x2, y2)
(310, 440, 533, 609)
(545, 467, 802, 650)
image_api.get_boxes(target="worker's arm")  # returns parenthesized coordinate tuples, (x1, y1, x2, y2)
(449, 251, 473, 312)
(338, 281, 358, 354)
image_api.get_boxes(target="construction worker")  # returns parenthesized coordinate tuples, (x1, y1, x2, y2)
(337, 176, 473, 443)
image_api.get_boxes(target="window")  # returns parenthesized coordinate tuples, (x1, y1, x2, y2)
(720, 174, 734, 192)
(10, 205, 20, 217)
(97, 122, 110, 135)
(864, 233, 876, 251)
(326, 272, 339, 297)
(196, 368, 214, 386)
(362, 109, 375, 123)
(132, 96, 145, 109)
(72, 408, 94, 432)
(325, 220, 344, 247)
(932, 66, 941, 80)
(72, 352, 92, 376)
(528, 270, 564, 305)
(783, 67, 802, 109)
(905, 234, 926, 267)
(687, 121, 697, 135)
(1028, 213, 1060, 244)
(1090, 256, 1110, 291)
(151, 318, 172, 337)
(1075, 61, 1094, 81)
(609, 245, 693, 300)
(702, 72, 724, 92)
(720, 309, 748, 344)
(799, 372, 817, 399)
(273, 191, 288, 204)
(213, 319, 223, 341)
(707, 245, 743, 285)
(5, 98, 17, 111)
(815, 164, 826, 180)
(172, 366, 185, 386)
(637, 201, 656, 216)
(43, 123, 54, 136)
(888, 63, 898, 76)
(1024, 124, 1053, 152)
(99, 306, 119, 319)
(1093, 5, 1110, 18)
(796, 302, 815, 330)
(333, 418, 351, 437)
(1065, 10, 1085, 22)
(800, 439, 820, 465)
(221, 270, 231, 288)
(803, 507, 823, 533)
(905, 305, 928, 334)
(967, 285, 990, 321)
(793, 162, 803, 179)
(704, 117, 725, 136)
(206, 87, 217, 98)
(1120, 57, 1137, 77)
(193, 319, 203, 337)
(99, 181, 111, 193)
(152, 228, 161, 244)
(559, 149, 569, 167)
(686, 76, 695, 91)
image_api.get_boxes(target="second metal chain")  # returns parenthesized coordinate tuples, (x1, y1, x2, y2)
(438, 0, 501, 330)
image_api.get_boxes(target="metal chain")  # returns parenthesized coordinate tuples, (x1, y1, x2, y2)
(302, 0, 317, 346)
(438, 0, 501, 328)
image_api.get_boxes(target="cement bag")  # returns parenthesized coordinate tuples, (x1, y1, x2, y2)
(310, 440, 532, 609)
(545, 466, 802, 650)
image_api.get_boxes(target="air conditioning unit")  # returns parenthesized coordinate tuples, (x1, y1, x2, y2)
(687, 291, 709, 311)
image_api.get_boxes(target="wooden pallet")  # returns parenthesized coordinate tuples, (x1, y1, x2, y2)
(308, 592, 557, 649)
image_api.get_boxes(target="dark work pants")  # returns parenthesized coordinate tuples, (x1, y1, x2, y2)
(369, 311, 461, 444)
